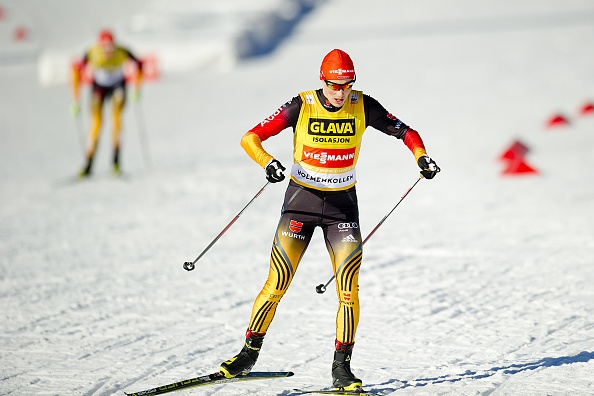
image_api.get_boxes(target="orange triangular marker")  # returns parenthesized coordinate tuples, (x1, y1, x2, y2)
(499, 140, 529, 161)
(546, 114, 569, 128)
(579, 102, 594, 116)
(14, 26, 28, 41)
(502, 158, 538, 175)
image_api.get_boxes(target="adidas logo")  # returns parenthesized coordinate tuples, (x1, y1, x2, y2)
(341, 234, 358, 243)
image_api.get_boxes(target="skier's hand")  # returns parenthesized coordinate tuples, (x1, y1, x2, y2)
(417, 155, 440, 179)
(69, 102, 81, 118)
(131, 89, 141, 103)
(265, 159, 286, 183)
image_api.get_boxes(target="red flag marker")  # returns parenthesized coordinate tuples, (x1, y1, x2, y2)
(546, 114, 569, 128)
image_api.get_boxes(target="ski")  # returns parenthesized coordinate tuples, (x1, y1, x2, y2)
(53, 172, 130, 188)
(125, 371, 294, 396)
(52, 174, 87, 187)
(292, 387, 378, 395)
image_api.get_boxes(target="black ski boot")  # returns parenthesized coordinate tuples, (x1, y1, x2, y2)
(332, 341, 362, 391)
(112, 147, 121, 175)
(79, 155, 94, 178)
(219, 330, 265, 378)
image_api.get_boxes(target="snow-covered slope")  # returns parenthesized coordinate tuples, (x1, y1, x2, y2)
(1, 0, 594, 395)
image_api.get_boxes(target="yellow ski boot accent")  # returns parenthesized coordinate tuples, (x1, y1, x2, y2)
(219, 356, 247, 378)
(338, 381, 363, 391)
(219, 330, 265, 378)
(332, 341, 362, 390)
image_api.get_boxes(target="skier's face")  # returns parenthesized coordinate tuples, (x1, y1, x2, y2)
(322, 79, 355, 108)
(100, 42, 115, 58)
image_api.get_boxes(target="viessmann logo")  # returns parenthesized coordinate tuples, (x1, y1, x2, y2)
(308, 118, 356, 136)
(329, 68, 355, 76)
(301, 145, 356, 167)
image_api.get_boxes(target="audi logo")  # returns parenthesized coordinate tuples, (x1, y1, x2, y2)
(337, 222, 358, 229)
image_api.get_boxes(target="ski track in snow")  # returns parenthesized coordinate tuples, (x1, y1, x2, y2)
(2, 0, 594, 395)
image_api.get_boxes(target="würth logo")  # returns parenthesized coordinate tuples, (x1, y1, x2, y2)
(289, 220, 303, 233)
(308, 118, 356, 136)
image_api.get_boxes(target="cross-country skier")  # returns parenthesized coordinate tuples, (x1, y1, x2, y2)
(70, 29, 143, 177)
(219, 49, 440, 391)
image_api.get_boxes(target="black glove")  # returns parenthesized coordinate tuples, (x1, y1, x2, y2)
(265, 159, 286, 183)
(417, 155, 440, 179)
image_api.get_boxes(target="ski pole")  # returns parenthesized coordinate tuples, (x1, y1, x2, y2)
(74, 114, 86, 155)
(315, 176, 423, 294)
(133, 101, 152, 170)
(183, 181, 271, 271)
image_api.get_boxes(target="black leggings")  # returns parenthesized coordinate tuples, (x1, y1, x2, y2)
(247, 180, 363, 344)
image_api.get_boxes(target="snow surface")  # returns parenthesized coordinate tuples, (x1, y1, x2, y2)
(1, 0, 594, 395)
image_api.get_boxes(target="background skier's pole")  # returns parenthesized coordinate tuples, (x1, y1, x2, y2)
(134, 102, 152, 170)
(73, 113, 86, 155)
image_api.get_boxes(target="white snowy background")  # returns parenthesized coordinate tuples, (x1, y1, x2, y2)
(1, 0, 594, 395)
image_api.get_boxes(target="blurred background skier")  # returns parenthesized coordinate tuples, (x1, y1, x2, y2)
(69, 29, 143, 177)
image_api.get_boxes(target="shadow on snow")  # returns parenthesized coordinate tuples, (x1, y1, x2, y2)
(236, 0, 317, 59)
(373, 351, 594, 392)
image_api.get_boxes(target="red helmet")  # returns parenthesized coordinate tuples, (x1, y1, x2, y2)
(98, 29, 114, 44)
(319, 49, 355, 81)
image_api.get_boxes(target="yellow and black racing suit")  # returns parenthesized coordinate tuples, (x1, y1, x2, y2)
(71, 44, 142, 174)
(240, 89, 428, 345)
